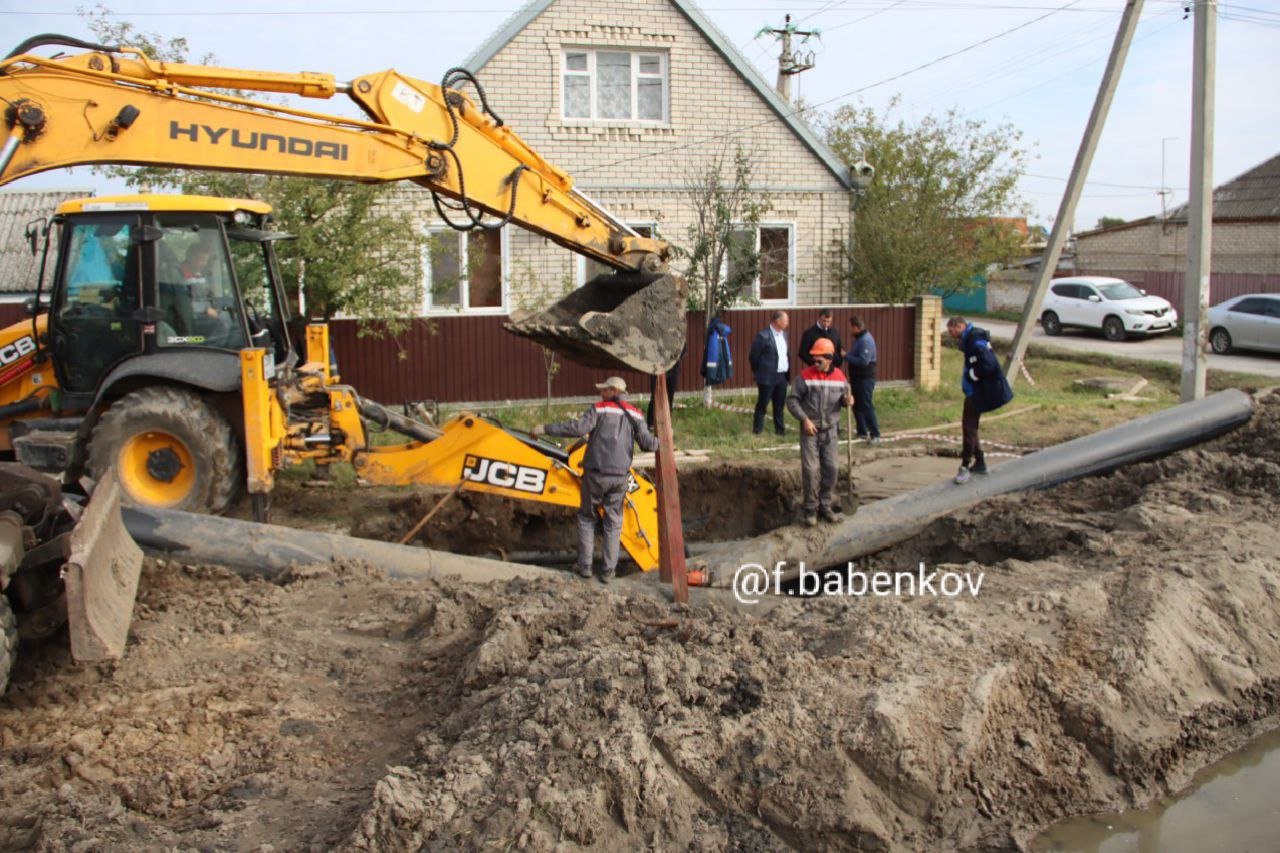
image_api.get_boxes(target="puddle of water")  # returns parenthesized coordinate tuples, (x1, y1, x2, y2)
(1032, 726, 1280, 853)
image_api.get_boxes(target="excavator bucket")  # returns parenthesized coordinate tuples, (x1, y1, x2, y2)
(64, 471, 144, 661)
(505, 272, 687, 374)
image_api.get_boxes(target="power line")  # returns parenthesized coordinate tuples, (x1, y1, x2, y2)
(583, 0, 1085, 175)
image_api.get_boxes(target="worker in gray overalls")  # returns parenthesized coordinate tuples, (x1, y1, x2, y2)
(786, 337, 854, 527)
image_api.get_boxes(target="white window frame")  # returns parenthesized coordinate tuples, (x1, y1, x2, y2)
(722, 222, 795, 306)
(420, 226, 509, 315)
(576, 222, 660, 287)
(561, 48, 670, 125)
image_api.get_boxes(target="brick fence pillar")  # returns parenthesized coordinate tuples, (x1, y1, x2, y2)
(913, 295, 943, 390)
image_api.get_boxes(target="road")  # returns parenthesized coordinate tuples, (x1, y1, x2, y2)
(980, 319, 1280, 379)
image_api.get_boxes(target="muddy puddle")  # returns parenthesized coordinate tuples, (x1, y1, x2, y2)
(1033, 725, 1280, 852)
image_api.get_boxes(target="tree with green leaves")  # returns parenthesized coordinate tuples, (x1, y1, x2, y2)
(823, 100, 1028, 303)
(677, 144, 771, 405)
(1094, 216, 1126, 230)
(83, 7, 426, 331)
(679, 144, 771, 319)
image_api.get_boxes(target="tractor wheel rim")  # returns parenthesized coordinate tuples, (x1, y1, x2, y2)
(118, 431, 196, 507)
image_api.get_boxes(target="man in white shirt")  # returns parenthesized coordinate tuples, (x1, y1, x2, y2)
(748, 310, 792, 436)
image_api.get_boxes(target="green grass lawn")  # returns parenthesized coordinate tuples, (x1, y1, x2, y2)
(279, 344, 1272, 490)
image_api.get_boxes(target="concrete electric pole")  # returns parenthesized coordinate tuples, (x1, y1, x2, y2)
(760, 15, 818, 104)
(1181, 0, 1217, 402)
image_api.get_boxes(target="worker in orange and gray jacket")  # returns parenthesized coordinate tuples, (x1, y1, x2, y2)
(786, 338, 854, 527)
(532, 376, 659, 583)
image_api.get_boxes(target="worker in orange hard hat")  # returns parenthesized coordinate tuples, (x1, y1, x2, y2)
(786, 336, 854, 527)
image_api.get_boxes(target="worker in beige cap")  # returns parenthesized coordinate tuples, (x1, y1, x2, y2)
(531, 377, 659, 583)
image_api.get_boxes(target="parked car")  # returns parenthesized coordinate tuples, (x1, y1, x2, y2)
(1040, 276, 1178, 341)
(1207, 294, 1280, 355)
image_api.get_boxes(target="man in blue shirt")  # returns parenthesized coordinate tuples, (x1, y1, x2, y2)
(845, 315, 880, 445)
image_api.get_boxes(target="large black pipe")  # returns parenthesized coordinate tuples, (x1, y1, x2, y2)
(122, 506, 551, 584)
(693, 388, 1255, 583)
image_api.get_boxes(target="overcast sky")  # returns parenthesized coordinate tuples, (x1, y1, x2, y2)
(2, 0, 1277, 233)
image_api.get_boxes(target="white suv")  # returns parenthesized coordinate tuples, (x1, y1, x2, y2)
(1041, 276, 1178, 341)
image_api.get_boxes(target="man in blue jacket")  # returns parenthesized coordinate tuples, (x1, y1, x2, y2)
(946, 316, 1014, 484)
(845, 315, 880, 444)
(748, 310, 791, 436)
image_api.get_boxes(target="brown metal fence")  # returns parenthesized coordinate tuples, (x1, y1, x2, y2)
(0, 301, 917, 405)
(1080, 270, 1280, 309)
(328, 305, 918, 406)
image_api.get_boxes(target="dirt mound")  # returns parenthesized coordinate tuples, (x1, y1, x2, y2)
(1, 392, 1277, 850)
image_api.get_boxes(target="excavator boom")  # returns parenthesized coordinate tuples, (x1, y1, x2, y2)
(0, 35, 685, 373)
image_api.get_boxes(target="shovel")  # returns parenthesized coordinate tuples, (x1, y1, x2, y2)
(64, 471, 144, 661)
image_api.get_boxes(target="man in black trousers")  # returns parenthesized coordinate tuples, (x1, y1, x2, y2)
(748, 310, 790, 436)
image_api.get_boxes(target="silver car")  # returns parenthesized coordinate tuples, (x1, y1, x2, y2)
(1207, 294, 1280, 355)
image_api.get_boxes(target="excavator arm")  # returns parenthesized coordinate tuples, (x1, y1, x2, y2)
(0, 35, 685, 373)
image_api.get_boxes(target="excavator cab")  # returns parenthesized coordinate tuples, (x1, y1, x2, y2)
(45, 195, 295, 405)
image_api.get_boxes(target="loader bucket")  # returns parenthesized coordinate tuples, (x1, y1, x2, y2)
(64, 471, 144, 661)
(505, 272, 687, 374)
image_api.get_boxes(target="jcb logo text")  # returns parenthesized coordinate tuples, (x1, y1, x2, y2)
(462, 455, 546, 494)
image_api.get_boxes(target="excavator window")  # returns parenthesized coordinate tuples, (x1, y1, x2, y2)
(153, 215, 249, 351)
(54, 221, 143, 392)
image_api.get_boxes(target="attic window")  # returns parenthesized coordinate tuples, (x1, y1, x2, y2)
(562, 49, 668, 123)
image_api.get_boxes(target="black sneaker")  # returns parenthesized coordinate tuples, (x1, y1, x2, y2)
(970, 462, 989, 475)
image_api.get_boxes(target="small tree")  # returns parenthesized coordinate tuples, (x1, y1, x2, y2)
(83, 7, 426, 333)
(823, 99, 1028, 303)
(1095, 216, 1126, 230)
(678, 145, 769, 405)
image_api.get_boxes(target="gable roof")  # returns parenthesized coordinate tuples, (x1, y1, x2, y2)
(462, 0, 854, 190)
(1165, 152, 1280, 222)
(0, 189, 93, 294)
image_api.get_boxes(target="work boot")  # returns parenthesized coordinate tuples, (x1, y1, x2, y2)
(576, 564, 593, 579)
(598, 568, 615, 585)
(819, 507, 843, 523)
(954, 465, 971, 485)
(803, 514, 818, 528)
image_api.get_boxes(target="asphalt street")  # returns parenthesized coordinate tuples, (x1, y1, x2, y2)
(980, 319, 1280, 380)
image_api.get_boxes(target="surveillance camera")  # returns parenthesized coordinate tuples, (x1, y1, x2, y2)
(853, 160, 874, 179)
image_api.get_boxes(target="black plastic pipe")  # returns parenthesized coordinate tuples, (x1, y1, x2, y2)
(693, 388, 1255, 584)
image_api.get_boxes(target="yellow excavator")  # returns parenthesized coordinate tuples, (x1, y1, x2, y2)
(0, 35, 686, 689)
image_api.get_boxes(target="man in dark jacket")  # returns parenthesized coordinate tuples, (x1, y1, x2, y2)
(748, 310, 791, 436)
(946, 316, 1014, 484)
(532, 377, 660, 582)
(797, 308, 844, 367)
(845, 315, 880, 444)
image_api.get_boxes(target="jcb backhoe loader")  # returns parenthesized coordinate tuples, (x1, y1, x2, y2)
(0, 34, 686, 689)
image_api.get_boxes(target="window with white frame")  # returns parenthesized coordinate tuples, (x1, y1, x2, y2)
(578, 224, 657, 286)
(726, 224, 793, 304)
(422, 228, 505, 312)
(562, 49, 668, 123)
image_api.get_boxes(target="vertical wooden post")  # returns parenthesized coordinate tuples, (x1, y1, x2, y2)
(652, 374, 687, 603)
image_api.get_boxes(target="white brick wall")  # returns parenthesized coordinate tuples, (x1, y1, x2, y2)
(1075, 220, 1280, 276)
(399, 0, 852, 313)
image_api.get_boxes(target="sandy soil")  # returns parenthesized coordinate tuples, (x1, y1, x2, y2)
(1, 391, 1277, 851)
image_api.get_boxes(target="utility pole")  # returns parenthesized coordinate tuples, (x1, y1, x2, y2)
(1181, 0, 1216, 402)
(759, 15, 818, 104)
(1005, 0, 1145, 388)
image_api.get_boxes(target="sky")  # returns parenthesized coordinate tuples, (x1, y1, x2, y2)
(1, 0, 1277, 234)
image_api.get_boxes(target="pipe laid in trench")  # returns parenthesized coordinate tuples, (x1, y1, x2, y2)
(122, 506, 552, 585)
(692, 388, 1255, 584)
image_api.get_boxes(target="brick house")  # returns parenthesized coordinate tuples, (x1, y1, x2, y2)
(390, 0, 858, 317)
(1072, 152, 1280, 306)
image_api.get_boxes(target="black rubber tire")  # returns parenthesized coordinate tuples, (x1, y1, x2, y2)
(1, 596, 16, 697)
(1041, 311, 1062, 336)
(1102, 315, 1127, 342)
(1210, 327, 1233, 355)
(87, 386, 242, 514)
